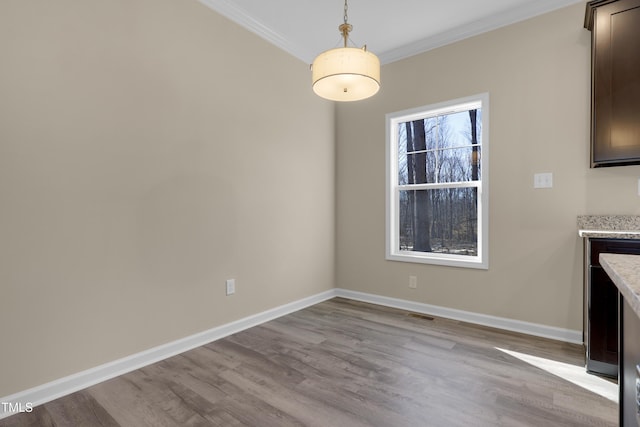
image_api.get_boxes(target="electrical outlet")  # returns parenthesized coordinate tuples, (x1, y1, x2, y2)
(409, 276, 417, 289)
(226, 279, 235, 296)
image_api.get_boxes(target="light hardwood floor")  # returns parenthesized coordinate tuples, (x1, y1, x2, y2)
(0, 298, 617, 426)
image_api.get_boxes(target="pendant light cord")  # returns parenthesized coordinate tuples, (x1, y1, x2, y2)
(344, 0, 348, 25)
(340, 0, 352, 48)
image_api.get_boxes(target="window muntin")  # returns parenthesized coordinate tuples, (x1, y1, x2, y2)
(386, 94, 488, 269)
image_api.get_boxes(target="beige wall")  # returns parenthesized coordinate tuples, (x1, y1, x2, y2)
(336, 3, 640, 332)
(0, 0, 335, 396)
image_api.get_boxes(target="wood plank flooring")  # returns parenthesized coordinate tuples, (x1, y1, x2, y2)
(0, 298, 617, 426)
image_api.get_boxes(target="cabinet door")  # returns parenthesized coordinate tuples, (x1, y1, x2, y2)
(589, 267, 619, 365)
(589, 0, 640, 166)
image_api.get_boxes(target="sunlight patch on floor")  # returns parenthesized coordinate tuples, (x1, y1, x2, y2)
(496, 347, 618, 403)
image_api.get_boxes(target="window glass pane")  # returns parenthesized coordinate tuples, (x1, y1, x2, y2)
(406, 151, 436, 184)
(441, 111, 472, 149)
(424, 117, 439, 151)
(398, 107, 481, 184)
(437, 147, 481, 183)
(473, 146, 481, 181)
(398, 188, 478, 257)
(398, 150, 408, 185)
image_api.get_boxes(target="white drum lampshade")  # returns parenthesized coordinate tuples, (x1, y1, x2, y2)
(311, 1, 380, 102)
(312, 47, 380, 102)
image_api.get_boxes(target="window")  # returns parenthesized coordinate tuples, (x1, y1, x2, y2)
(386, 93, 488, 269)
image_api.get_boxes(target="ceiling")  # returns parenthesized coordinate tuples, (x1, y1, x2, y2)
(198, 0, 583, 65)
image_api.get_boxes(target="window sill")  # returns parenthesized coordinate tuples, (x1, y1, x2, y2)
(386, 252, 488, 270)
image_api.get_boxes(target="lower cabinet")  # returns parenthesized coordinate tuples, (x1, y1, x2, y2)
(619, 295, 640, 426)
(587, 266, 619, 375)
(585, 238, 640, 377)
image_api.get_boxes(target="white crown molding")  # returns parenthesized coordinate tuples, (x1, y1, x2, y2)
(197, 0, 314, 63)
(200, 0, 584, 66)
(0, 288, 581, 420)
(378, 0, 584, 64)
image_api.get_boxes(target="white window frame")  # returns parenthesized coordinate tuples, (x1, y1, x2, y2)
(385, 93, 489, 269)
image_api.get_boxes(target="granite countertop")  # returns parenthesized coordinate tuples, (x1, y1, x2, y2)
(577, 215, 640, 239)
(600, 253, 640, 319)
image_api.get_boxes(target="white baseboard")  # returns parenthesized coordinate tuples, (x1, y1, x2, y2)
(0, 288, 582, 420)
(334, 289, 583, 345)
(0, 289, 335, 420)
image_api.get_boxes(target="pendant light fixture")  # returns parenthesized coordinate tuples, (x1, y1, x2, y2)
(311, 0, 380, 102)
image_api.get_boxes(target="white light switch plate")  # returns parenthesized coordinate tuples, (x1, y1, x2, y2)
(534, 172, 553, 189)
(226, 279, 235, 295)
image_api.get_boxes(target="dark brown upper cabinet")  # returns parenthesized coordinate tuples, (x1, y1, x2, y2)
(585, 0, 640, 167)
